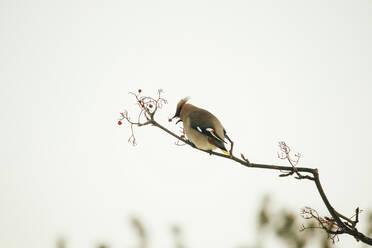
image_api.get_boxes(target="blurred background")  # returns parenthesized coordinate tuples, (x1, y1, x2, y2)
(1, 0, 372, 247)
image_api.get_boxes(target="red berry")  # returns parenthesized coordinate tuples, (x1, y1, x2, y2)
(149, 104, 153, 108)
(118, 120, 122, 125)
(141, 104, 145, 108)
(180, 135, 185, 139)
(138, 89, 142, 93)
(168, 118, 172, 122)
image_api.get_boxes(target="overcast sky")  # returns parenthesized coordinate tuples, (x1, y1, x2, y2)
(1, 0, 372, 248)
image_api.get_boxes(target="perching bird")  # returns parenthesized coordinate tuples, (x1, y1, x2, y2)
(172, 97, 231, 155)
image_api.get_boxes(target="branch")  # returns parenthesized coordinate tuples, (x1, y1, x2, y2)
(118, 90, 372, 246)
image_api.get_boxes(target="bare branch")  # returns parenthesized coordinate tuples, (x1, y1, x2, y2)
(300, 207, 345, 243)
(118, 90, 372, 246)
(118, 89, 166, 146)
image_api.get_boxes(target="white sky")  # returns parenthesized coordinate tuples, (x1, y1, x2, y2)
(1, 0, 372, 248)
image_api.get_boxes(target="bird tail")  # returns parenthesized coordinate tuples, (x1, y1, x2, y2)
(221, 149, 230, 156)
(207, 138, 230, 155)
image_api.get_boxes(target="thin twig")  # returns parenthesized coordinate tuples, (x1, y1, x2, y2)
(119, 90, 372, 246)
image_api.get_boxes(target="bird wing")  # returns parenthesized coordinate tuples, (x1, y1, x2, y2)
(188, 110, 227, 145)
(193, 126, 226, 143)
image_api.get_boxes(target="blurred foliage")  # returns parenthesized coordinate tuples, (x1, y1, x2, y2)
(249, 195, 330, 248)
(96, 244, 109, 248)
(56, 197, 372, 248)
(131, 216, 148, 248)
(367, 212, 372, 237)
(56, 238, 66, 248)
(171, 224, 186, 248)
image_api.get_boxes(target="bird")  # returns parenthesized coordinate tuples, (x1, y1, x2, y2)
(172, 97, 231, 155)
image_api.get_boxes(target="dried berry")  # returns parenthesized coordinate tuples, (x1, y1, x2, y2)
(168, 118, 172, 122)
(118, 120, 122, 125)
(138, 89, 142, 93)
(149, 104, 153, 108)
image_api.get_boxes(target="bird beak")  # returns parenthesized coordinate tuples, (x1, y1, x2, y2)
(172, 114, 182, 124)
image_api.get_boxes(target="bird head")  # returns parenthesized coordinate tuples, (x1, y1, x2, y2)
(172, 97, 190, 124)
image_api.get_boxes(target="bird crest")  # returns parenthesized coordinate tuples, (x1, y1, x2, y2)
(173, 96, 190, 118)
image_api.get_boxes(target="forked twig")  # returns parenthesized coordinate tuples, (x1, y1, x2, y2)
(118, 90, 372, 246)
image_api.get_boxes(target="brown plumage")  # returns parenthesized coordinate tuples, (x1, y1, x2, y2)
(172, 97, 229, 154)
